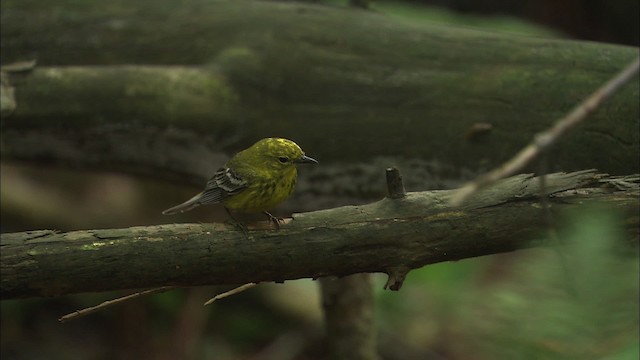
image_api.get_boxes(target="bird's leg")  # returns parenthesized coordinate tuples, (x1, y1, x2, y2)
(263, 211, 283, 230)
(225, 207, 249, 236)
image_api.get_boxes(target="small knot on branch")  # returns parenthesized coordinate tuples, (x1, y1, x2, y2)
(465, 122, 493, 141)
(386, 167, 406, 199)
(384, 266, 410, 291)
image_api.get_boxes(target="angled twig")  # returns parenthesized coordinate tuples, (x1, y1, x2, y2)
(59, 286, 176, 323)
(203, 283, 257, 306)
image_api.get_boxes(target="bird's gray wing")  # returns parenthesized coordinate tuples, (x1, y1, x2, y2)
(199, 167, 248, 204)
(162, 167, 248, 215)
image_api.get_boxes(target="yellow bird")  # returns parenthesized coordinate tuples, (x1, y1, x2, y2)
(162, 137, 318, 227)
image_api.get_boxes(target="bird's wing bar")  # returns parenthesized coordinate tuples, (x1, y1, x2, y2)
(199, 168, 248, 204)
(215, 168, 248, 194)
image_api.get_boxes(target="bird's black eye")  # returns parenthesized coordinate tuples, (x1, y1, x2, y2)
(278, 157, 289, 163)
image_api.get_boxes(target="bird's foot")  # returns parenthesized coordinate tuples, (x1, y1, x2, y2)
(263, 211, 283, 230)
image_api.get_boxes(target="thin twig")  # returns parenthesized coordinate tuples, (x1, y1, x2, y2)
(58, 286, 176, 323)
(203, 283, 257, 306)
(451, 57, 640, 206)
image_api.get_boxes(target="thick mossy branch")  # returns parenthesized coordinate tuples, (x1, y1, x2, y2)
(1, 66, 236, 186)
(1, 171, 637, 299)
(1, 0, 638, 179)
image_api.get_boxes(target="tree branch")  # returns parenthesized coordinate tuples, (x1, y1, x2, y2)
(1, 170, 637, 300)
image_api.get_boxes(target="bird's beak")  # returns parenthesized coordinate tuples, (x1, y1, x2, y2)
(297, 155, 318, 164)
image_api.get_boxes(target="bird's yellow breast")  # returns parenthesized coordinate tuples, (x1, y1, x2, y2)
(222, 167, 297, 213)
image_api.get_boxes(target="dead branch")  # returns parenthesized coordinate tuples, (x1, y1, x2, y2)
(1, 170, 638, 300)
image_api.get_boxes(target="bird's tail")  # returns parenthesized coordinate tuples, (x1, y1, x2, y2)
(162, 192, 204, 215)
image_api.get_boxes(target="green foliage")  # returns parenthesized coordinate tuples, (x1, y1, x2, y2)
(375, 206, 639, 359)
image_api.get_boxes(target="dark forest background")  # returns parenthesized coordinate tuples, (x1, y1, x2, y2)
(1, 1, 638, 359)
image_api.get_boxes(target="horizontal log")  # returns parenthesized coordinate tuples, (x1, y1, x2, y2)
(1, 170, 637, 299)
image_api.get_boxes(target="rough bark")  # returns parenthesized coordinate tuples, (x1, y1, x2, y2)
(1, 170, 637, 299)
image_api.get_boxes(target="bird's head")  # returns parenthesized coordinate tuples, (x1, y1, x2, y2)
(240, 138, 318, 172)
